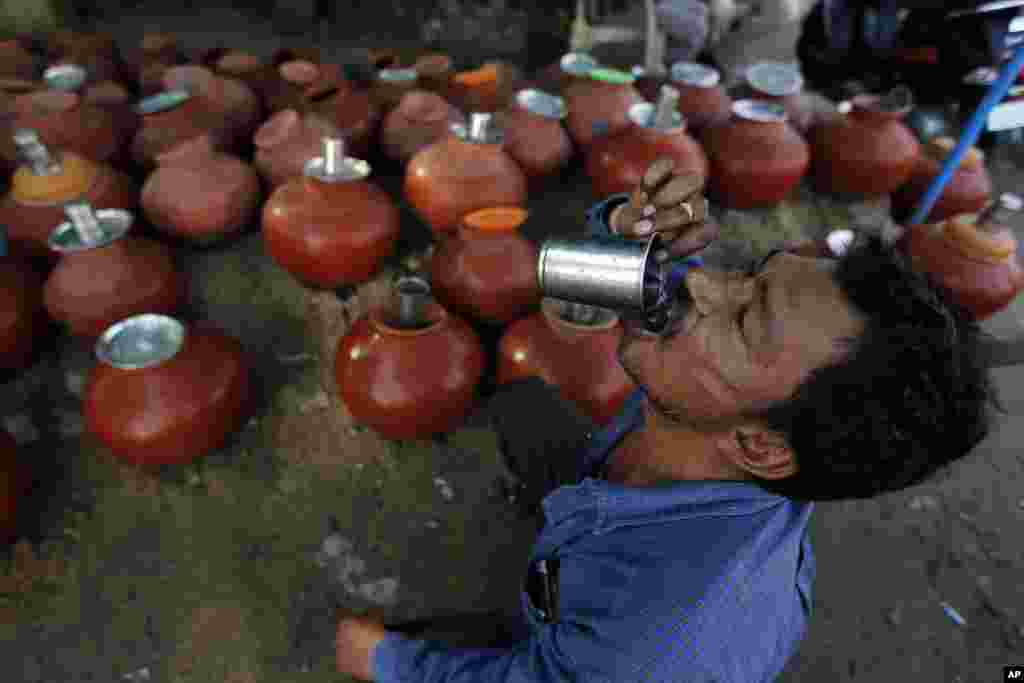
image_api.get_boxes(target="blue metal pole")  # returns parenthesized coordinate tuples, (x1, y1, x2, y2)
(909, 43, 1024, 225)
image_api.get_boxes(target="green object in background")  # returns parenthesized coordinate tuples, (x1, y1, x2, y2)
(0, 0, 69, 37)
(588, 68, 635, 85)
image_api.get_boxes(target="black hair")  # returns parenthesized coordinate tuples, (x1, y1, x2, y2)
(750, 233, 1005, 501)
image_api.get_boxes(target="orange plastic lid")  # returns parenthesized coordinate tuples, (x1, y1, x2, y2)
(926, 137, 984, 168)
(11, 150, 97, 203)
(454, 63, 500, 87)
(463, 206, 529, 232)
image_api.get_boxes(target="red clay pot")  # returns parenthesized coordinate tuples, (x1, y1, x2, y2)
(162, 65, 262, 154)
(141, 134, 262, 245)
(131, 88, 237, 168)
(310, 84, 380, 161)
(666, 62, 732, 135)
(531, 52, 599, 95)
(370, 67, 420, 113)
(11, 90, 123, 165)
(124, 33, 184, 93)
(586, 90, 708, 197)
(428, 207, 539, 324)
(43, 206, 186, 338)
(405, 112, 528, 236)
(380, 90, 465, 164)
(891, 137, 992, 223)
(0, 426, 31, 545)
(563, 68, 643, 149)
(498, 88, 573, 182)
(412, 53, 454, 96)
(899, 198, 1024, 320)
(212, 50, 272, 111)
(84, 315, 251, 466)
(81, 80, 140, 145)
(44, 31, 125, 85)
(702, 100, 809, 209)
(0, 39, 38, 81)
(263, 140, 400, 289)
(497, 299, 636, 426)
(335, 277, 484, 440)
(254, 109, 341, 189)
(811, 93, 921, 197)
(0, 250, 48, 373)
(735, 61, 813, 134)
(0, 134, 138, 264)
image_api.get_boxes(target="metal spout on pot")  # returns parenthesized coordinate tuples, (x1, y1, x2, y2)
(394, 275, 432, 329)
(469, 112, 493, 142)
(13, 129, 59, 175)
(976, 193, 1022, 230)
(651, 85, 680, 128)
(322, 136, 345, 176)
(64, 201, 106, 246)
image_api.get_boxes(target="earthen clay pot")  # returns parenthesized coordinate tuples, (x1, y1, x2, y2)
(531, 52, 600, 95)
(263, 59, 343, 114)
(141, 134, 262, 245)
(428, 207, 540, 324)
(253, 109, 341, 188)
(811, 92, 921, 197)
(447, 62, 525, 114)
(84, 314, 251, 466)
(263, 139, 400, 289)
(0, 249, 49, 373)
(0, 39, 38, 81)
(899, 196, 1024, 320)
(380, 90, 465, 164)
(405, 112, 528, 236)
(125, 33, 184, 92)
(370, 67, 420, 112)
(498, 299, 636, 426)
(162, 65, 262, 153)
(0, 132, 138, 263)
(702, 100, 810, 209)
(563, 67, 643, 149)
(666, 62, 732, 135)
(0, 427, 31, 545)
(586, 90, 709, 197)
(734, 61, 813, 134)
(891, 137, 992, 223)
(311, 85, 380, 160)
(335, 276, 485, 440)
(413, 53, 454, 95)
(44, 31, 125, 85)
(131, 88, 236, 167)
(498, 88, 573, 182)
(212, 50, 272, 110)
(43, 205, 186, 338)
(11, 90, 123, 164)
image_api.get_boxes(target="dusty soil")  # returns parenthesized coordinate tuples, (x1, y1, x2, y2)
(1, 3, 1023, 682)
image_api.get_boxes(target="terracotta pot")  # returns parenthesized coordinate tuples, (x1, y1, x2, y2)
(413, 53, 454, 95)
(666, 62, 732, 135)
(125, 33, 183, 91)
(531, 52, 599, 95)
(497, 299, 636, 426)
(405, 112, 528, 236)
(335, 276, 484, 440)
(131, 88, 233, 168)
(899, 196, 1024, 320)
(380, 90, 465, 164)
(263, 59, 344, 114)
(11, 90, 123, 164)
(370, 67, 420, 113)
(0, 39, 38, 81)
(213, 50, 272, 111)
(162, 65, 262, 153)
(448, 62, 525, 114)
(141, 134, 262, 245)
(891, 136, 992, 223)
(254, 109, 341, 188)
(563, 67, 643, 149)
(44, 31, 125, 85)
(586, 87, 709, 197)
(811, 92, 921, 198)
(310, 85, 380, 160)
(428, 207, 539, 324)
(0, 427, 31, 545)
(263, 138, 400, 289)
(498, 88, 573, 182)
(0, 249, 49, 372)
(81, 80, 141, 145)
(84, 315, 251, 466)
(0, 131, 138, 263)
(43, 204, 186, 338)
(702, 100, 809, 209)
(735, 61, 813, 134)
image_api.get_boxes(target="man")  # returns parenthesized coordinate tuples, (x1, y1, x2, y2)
(335, 158, 1002, 681)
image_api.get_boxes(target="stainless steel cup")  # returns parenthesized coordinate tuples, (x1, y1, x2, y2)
(537, 234, 664, 312)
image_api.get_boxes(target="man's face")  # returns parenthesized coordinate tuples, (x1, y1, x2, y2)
(617, 252, 866, 428)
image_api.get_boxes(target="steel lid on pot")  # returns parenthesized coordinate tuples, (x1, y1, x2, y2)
(48, 207, 134, 253)
(95, 314, 186, 370)
(43, 63, 87, 92)
(745, 62, 803, 97)
(732, 99, 788, 123)
(670, 62, 720, 88)
(515, 88, 567, 120)
(135, 89, 192, 115)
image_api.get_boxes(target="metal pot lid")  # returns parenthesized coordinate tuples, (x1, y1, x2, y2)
(515, 88, 567, 119)
(48, 207, 133, 253)
(95, 314, 185, 370)
(377, 67, 418, 83)
(135, 89, 192, 115)
(670, 61, 720, 88)
(628, 101, 683, 130)
(745, 62, 803, 97)
(303, 156, 371, 182)
(560, 52, 598, 76)
(43, 63, 87, 91)
(587, 67, 635, 85)
(732, 99, 787, 123)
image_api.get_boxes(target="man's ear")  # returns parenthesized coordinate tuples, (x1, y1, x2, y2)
(716, 424, 797, 481)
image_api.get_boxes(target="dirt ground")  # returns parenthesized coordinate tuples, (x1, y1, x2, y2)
(1, 3, 1024, 682)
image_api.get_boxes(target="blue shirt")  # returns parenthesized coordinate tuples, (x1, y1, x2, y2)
(372, 197, 815, 682)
